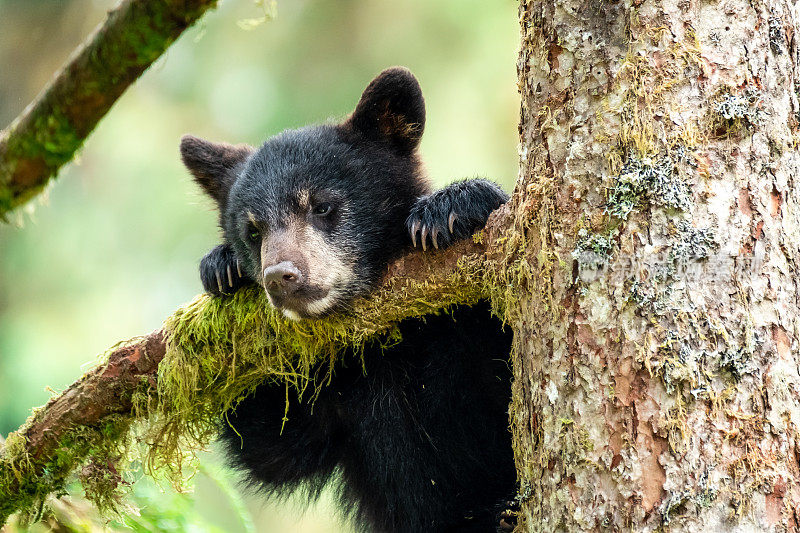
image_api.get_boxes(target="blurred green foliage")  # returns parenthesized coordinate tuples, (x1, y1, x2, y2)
(0, 0, 518, 530)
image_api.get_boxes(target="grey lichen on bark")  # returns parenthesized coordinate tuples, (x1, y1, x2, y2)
(513, 0, 800, 530)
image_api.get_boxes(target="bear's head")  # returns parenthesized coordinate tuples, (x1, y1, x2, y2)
(181, 67, 431, 319)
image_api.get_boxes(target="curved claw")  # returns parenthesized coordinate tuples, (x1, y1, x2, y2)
(432, 227, 440, 249)
(448, 212, 457, 234)
(421, 225, 429, 251)
(227, 264, 234, 287)
(410, 219, 421, 247)
(236, 259, 242, 278)
(215, 270, 224, 294)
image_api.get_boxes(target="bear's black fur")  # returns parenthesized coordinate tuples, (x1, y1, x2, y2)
(181, 67, 515, 532)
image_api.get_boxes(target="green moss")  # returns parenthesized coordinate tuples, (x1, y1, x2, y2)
(577, 427, 594, 453)
(3, 108, 82, 172)
(557, 420, 595, 464)
(0, 106, 84, 210)
(0, 414, 132, 524)
(34, 111, 83, 166)
(654, 332, 700, 395)
(144, 258, 487, 483)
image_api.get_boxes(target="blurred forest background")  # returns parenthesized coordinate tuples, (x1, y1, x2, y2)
(0, 0, 519, 530)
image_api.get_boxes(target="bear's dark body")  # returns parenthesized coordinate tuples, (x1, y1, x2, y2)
(180, 67, 515, 532)
(223, 303, 513, 532)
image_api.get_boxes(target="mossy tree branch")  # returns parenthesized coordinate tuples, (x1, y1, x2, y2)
(0, 234, 503, 525)
(0, 0, 219, 218)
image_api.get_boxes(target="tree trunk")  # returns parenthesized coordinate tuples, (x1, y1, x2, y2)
(510, 0, 800, 530)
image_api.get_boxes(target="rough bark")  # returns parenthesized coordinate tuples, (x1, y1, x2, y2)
(511, 0, 800, 530)
(0, 0, 218, 218)
(0, 238, 487, 524)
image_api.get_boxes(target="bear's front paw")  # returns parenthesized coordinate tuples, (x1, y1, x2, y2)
(200, 244, 252, 297)
(406, 179, 508, 250)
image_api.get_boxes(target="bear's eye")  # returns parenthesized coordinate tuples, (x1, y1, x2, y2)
(247, 223, 260, 243)
(312, 202, 333, 217)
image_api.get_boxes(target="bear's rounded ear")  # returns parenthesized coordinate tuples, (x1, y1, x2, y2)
(180, 135, 253, 204)
(344, 67, 425, 152)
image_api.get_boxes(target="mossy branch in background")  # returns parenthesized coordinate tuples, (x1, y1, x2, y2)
(0, 0, 219, 219)
(0, 239, 489, 525)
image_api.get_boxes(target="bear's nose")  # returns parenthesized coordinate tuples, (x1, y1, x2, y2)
(263, 261, 302, 294)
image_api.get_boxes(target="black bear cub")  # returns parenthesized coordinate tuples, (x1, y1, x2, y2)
(180, 67, 515, 532)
